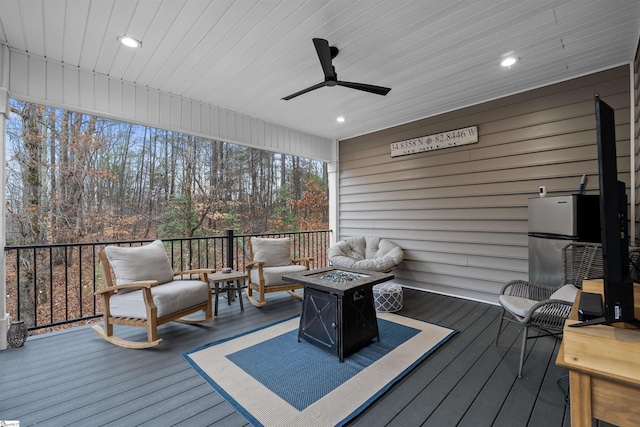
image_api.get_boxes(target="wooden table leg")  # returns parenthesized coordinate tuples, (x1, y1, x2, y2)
(569, 370, 592, 426)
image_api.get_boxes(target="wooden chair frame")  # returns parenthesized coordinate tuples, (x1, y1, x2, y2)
(92, 250, 216, 349)
(244, 238, 313, 307)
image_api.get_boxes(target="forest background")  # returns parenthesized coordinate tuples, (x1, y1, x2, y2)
(5, 99, 329, 330)
(6, 100, 329, 247)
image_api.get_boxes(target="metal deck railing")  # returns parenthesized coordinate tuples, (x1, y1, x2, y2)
(4, 229, 331, 331)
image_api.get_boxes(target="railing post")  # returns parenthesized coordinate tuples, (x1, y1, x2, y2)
(226, 229, 234, 269)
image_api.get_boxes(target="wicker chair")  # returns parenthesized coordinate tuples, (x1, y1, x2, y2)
(496, 242, 603, 378)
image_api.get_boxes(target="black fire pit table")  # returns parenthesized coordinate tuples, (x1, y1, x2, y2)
(283, 267, 394, 362)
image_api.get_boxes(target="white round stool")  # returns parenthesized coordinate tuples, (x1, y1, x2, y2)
(373, 282, 403, 312)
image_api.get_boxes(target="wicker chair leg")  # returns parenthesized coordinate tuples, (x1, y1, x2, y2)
(518, 325, 528, 378)
(495, 308, 505, 346)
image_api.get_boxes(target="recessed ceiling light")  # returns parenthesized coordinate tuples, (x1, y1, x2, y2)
(500, 56, 519, 68)
(336, 116, 346, 123)
(117, 35, 142, 49)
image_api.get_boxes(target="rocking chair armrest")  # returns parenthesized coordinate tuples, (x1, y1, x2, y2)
(177, 268, 216, 275)
(245, 260, 265, 271)
(96, 280, 159, 295)
(176, 268, 216, 281)
(293, 256, 314, 269)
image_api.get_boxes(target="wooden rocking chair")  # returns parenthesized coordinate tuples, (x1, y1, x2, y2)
(93, 240, 216, 349)
(245, 237, 313, 307)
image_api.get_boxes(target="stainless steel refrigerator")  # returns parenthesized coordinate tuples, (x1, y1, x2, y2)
(528, 195, 600, 286)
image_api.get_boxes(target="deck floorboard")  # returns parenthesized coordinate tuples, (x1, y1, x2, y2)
(0, 288, 570, 426)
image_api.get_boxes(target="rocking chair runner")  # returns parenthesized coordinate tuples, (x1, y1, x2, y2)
(93, 240, 216, 349)
(245, 237, 313, 307)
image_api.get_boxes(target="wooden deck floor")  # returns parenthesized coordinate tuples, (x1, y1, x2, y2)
(1, 289, 572, 426)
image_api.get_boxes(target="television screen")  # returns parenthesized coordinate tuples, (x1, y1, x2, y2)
(595, 94, 635, 323)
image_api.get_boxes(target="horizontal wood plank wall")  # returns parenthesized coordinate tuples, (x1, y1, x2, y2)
(338, 66, 631, 304)
(0, 46, 334, 162)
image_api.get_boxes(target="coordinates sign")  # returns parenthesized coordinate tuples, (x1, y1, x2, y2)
(390, 126, 478, 157)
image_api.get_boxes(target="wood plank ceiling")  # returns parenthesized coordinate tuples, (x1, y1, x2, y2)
(1, 0, 639, 141)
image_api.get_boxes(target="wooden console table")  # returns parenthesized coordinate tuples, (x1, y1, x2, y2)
(556, 279, 640, 426)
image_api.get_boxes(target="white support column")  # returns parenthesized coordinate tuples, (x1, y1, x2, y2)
(0, 44, 10, 350)
(328, 139, 340, 246)
(0, 86, 9, 350)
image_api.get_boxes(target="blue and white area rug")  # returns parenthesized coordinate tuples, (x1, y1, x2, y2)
(183, 312, 457, 427)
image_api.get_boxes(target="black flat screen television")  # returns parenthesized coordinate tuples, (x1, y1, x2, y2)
(595, 94, 635, 324)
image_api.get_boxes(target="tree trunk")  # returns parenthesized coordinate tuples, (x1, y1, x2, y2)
(19, 103, 46, 324)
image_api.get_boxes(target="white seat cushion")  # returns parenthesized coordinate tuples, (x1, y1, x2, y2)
(250, 265, 308, 287)
(500, 285, 578, 319)
(109, 279, 209, 319)
(499, 295, 538, 318)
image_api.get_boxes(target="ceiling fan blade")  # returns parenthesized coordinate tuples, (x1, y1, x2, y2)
(313, 38, 336, 80)
(282, 38, 392, 101)
(281, 81, 327, 101)
(336, 81, 391, 96)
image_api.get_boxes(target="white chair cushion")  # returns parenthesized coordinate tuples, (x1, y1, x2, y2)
(109, 279, 209, 319)
(500, 285, 578, 319)
(328, 236, 404, 272)
(499, 295, 538, 318)
(333, 256, 396, 272)
(251, 237, 293, 267)
(250, 265, 308, 286)
(104, 240, 174, 292)
(334, 236, 366, 261)
(549, 284, 579, 302)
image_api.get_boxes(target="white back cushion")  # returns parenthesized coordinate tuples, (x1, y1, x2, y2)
(328, 236, 404, 272)
(549, 284, 579, 302)
(104, 240, 174, 290)
(250, 237, 292, 267)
